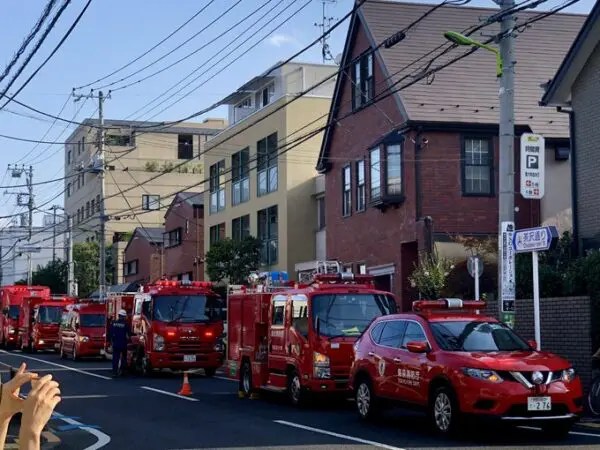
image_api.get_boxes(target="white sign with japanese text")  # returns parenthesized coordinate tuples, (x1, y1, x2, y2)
(520, 133, 545, 199)
(501, 221, 516, 312)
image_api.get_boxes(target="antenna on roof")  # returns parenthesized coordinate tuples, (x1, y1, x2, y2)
(313, 0, 337, 64)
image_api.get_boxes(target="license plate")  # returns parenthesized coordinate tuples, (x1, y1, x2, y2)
(54, 343, 60, 349)
(528, 396, 551, 411)
(183, 355, 196, 362)
(100, 349, 105, 355)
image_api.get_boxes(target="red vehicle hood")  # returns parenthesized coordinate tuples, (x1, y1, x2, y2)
(453, 350, 571, 372)
(155, 322, 223, 342)
(314, 336, 356, 368)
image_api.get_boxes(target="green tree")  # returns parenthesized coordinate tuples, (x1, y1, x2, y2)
(205, 236, 262, 284)
(31, 260, 68, 293)
(73, 242, 99, 297)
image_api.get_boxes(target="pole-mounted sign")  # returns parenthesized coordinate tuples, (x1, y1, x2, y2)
(520, 133, 545, 200)
(512, 225, 559, 351)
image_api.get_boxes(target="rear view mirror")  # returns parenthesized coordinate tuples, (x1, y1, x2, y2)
(406, 341, 429, 353)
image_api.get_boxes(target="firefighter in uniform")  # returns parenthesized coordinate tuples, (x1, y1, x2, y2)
(109, 309, 131, 377)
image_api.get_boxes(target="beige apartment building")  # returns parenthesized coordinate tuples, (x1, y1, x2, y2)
(203, 61, 337, 278)
(64, 118, 225, 247)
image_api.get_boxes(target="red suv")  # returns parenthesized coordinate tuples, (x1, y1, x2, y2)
(349, 299, 582, 438)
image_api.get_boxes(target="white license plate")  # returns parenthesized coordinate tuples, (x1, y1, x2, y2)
(527, 396, 551, 411)
(54, 343, 60, 349)
(183, 355, 196, 362)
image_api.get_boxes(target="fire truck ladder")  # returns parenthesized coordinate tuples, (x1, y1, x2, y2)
(298, 260, 343, 284)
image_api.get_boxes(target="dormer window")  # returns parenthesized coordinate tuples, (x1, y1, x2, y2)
(261, 83, 275, 107)
(236, 97, 252, 109)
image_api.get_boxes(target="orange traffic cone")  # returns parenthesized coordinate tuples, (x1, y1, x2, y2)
(178, 371, 193, 396)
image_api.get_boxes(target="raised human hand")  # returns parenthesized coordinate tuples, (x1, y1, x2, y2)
(20, 374, 61, 436)
(0, 363, 38, 421)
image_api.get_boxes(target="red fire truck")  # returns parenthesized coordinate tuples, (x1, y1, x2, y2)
(19, 294, 76, 352)
(227, 261, 399, 406)
(108, 280, 226, 376)
(0, 285, 50, 348)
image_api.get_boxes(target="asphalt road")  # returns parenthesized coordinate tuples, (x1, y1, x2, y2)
(1, 350, 600, 450)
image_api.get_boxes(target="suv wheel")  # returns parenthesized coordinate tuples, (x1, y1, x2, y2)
(355, 378, 379, 420)
(430, 386, 461, 435)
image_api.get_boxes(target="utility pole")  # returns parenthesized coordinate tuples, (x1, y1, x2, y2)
(6, 165, 34, 238)
(496, 0, 516, 318)
(314, 0, 336, 63)
(73, 89, 110, 301)
(49, 204, 63, 263)
(66, 215, 75, 296)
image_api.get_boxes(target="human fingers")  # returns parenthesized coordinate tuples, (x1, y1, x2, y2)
(30, 374, 53, 394)
(7, 372, 38, 391)
(35, 380, 60, 399)
(16, 363, 26, 375)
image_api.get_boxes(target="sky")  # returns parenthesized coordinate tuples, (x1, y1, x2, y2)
(0, 0, 595, 227)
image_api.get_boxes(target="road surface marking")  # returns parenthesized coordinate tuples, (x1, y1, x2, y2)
(52, 412, 111, 450)
(519, 425, 600, 438)
(141, 386, 199, 401)
(274, 420, 406, 449)
(214, 375, 236, 382)
(61, 395, 109, 399)
(19, 367, 112, 372)
(0, 350, 111, 380)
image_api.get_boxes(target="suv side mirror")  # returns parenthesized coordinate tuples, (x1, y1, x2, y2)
(528, 339, 538, 350)
(406, 341, 430, 353)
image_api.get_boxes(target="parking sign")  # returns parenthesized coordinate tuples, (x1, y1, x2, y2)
(520, 133, 545, 199)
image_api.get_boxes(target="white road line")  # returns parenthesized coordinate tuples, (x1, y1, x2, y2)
(274, 420, 406, 450)
(21, 367, 112, 372)
(141, 386, 199, 401)
(214, 375, 235, 382)
(0, 350, 112, 380)
(61, 395, 109, 399)
(52, 411, 111, 450)
(519, 425, 600, 438)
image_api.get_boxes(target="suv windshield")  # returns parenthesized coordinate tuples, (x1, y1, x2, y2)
(80, 314, 106, 327)
(430, 320, 531, 352)
(311, 293, 397, 337)
(8, 305, 19, 320)
(37, 306, 62, 324)
(152, 295, 223, 323)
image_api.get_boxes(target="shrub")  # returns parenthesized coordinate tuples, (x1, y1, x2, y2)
(408, 252, 454, 300)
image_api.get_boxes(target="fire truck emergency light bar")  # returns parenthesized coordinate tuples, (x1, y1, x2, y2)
(313, 272, 375, 285)
(412, 298, 486, 314)
(153, 280, 213, 288)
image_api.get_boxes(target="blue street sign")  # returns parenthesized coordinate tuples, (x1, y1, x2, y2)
(512, 226, 559, 253)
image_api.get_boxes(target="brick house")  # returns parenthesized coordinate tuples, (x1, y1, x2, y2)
(541, 0, 600, 253)
(122, 227, 164, 284)
(163, 192, 204, 281)
(316, 1, 585, 310)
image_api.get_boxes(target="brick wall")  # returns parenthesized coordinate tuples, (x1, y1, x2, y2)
(486, 296, 593, 393)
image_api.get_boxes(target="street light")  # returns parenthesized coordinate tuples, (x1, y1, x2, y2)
(443, 31, 503, 77)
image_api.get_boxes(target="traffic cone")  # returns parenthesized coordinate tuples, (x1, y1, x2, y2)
(178, 371, 193, 396)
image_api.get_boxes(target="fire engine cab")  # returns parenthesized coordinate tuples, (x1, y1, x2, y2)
(122, 279, 225, 376)
(228, 261, 399, 406)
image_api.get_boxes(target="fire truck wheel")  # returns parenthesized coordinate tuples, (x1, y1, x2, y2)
(429, 385, 462, 436)
(204, 367, 216, 377)
(287, 369, 305, 407)
(355, 377, 379, 421)
(240, 361, 252, 396)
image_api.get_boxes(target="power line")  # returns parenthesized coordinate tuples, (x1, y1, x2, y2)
(75, 0, 216, 90)
(0, 0, 72, 106)
(0, 0, 58, 85)
(95, 0, 244, 91)
(0, 0, 93, 113)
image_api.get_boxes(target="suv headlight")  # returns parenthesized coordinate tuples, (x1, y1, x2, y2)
(462, 367, 503, 383)
(561, 367, 576, 383)
(7, 326, 15, 334)
(313, 352, 330, 379)
(153, 334, 165, 351)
